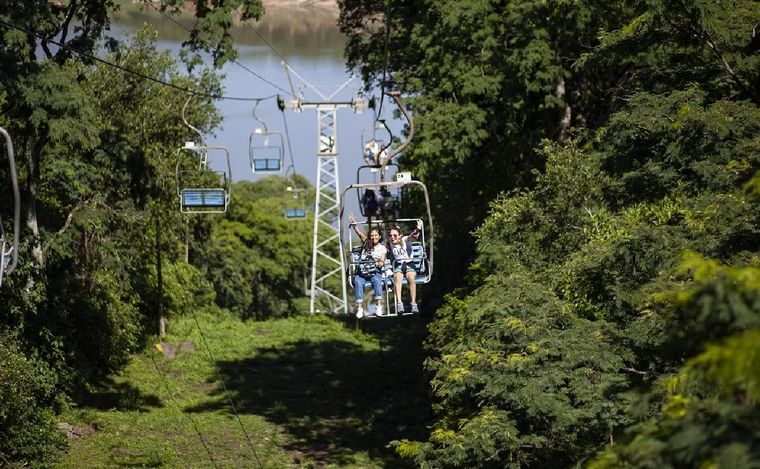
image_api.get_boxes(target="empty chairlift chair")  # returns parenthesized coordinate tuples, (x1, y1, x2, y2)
(284, 184, 307, 220)
(176, 142, 232, 214)
(249, 128, 284, 173)
(248, 102, 284, 174)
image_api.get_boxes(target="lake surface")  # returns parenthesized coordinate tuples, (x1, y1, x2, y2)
(112, 2, 400, 215)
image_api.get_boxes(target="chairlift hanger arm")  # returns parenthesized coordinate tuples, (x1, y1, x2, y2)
(181, 94, 206, 147)
(251, 100, 268, 133)
(383, 91, 413, 163)
(0, 127, 20, 276)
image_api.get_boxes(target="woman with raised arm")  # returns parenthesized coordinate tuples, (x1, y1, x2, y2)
(388, 221, 422, 314)
(348, 212, 387, 318)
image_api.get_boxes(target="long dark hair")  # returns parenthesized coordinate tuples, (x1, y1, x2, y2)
(363, 227, 382, 251)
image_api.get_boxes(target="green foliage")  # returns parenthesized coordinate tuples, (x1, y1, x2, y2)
(199, 176, 313, 319)
(598, 88, 760, 207)
(396, 0, 760, 458)
(150, 260, 220, 319)
(591, 259, 760, 468)
(0, 336, 66, 467)
(475, 140, 606, 273)
(414, 268, 631, 467)
(0, 7, 242, 462)
(584, 0, 760, 100)
(339, 0, 635, 298)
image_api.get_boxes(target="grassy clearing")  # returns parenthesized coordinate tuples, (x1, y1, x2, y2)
(57, 312, 431, 468)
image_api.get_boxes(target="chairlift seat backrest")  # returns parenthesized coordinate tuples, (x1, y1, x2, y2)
(349, 241, 428, 288)
(285, 208, 306, 219)
(253, 158, 282, 172)
(180, 188, 227, 213)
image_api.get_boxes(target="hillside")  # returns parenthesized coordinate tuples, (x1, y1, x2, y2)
(56, 314, 431, 468)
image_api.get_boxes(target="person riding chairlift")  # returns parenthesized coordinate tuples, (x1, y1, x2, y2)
(388, 221, 422, 314)
(363, 138, 388, 166)
(348, 212, 387, 318)
(361, 189, 387, 217)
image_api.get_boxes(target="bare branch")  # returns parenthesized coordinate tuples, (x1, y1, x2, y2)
(40, 198, 120, 261)
(622, 366, 647, 376)
(58, 0, 79, 45)
(703, 34, 747, 92)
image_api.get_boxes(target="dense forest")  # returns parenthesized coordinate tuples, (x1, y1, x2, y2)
(2, 0, 760, 467)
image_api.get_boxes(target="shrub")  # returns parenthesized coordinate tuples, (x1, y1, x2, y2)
(0, 336, 66, 467)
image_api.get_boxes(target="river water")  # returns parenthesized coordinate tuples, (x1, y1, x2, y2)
(112, 3, 398, 213)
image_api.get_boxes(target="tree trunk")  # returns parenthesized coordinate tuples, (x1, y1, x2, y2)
(556, 79, 572, 143)
(156, 215, 166, 338)
(25, 140, 43, 266)
(23, 139, 43, 295)
(184, 219, 190, 263)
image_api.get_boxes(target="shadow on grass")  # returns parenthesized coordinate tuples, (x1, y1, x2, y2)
(187, 315, 432, 467)
(79, 378, 164, 412)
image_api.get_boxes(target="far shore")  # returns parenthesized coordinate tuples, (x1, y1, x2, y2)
(136, 0, 338, 13)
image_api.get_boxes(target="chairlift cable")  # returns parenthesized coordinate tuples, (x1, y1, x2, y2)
(234, 10, 289, 64)
(280, 109, 301, 190)
(0, 19, 282, 102)
(376, 0, 392, 119)
(147, 354, 222, 469)
(233, 9, 320, 104)
(190, 312, 265, 468)
(142, 1, 295, 97)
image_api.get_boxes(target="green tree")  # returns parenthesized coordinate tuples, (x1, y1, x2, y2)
(199, 176, 314, 319)
(0, 335, 66, 468)
(338, 0, 635, 298)
(396, 0, 760, 465)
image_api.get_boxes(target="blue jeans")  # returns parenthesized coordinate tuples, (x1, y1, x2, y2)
(354, 272, 383, 302)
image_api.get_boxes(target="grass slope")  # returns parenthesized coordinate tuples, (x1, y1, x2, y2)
(57, 312, 431, 468)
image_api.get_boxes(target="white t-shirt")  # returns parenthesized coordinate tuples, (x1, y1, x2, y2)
(390, 237, 413, 262)
(365, 141, 380, 157)
(364, 243, 387, 264)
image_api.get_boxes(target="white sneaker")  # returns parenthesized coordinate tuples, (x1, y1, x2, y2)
(375, 306, 384, 317)
(410, 303, 419, 314)
(396, 302, 405, 313)
(355, 305, 364, 319)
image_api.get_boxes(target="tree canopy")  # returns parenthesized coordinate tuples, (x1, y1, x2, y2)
(340, 0, 760, 467)
(3, 0, 760, 466)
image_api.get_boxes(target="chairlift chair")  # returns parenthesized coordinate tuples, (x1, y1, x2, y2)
(284, 185, 307, 220)
(249, 100, 284, 174)
(339, 174, 434, 318)
(345, 218, 430, 318)
(0, 127, 20, 288)
(249, 127, 285, 173)
(175, 142, 232, 214)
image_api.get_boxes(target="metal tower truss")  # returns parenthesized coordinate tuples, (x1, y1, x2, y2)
(280, 63, 367, 315)
(310, 148, 345, 314)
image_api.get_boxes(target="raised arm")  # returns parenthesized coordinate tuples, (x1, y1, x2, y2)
(348, 212, 367, 242)
(407, 220, 423, 241)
